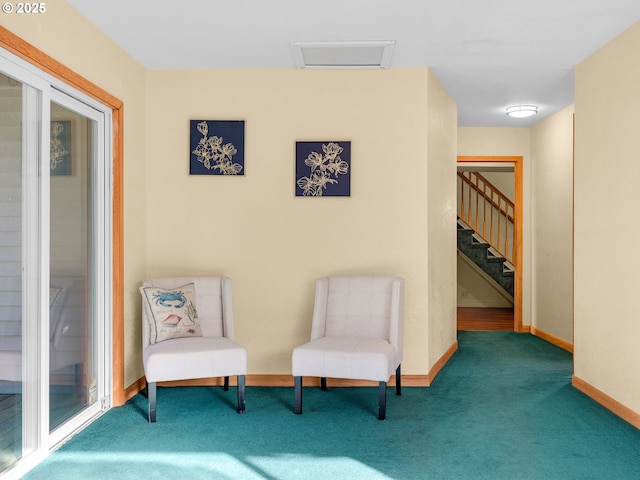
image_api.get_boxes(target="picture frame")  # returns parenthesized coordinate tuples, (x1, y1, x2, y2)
(190, 120, 245, 175)
(295, 141, 351, 197)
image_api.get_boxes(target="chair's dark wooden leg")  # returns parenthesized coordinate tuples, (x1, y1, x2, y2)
(237, 375, 246, 414)
(396, 364, 402, 396)
(294, 376, 303, 414)
(224, 376, 230, 391)
(321, 377, 327, 391)
(378, 381, 387, 420)
(147, 381, 157, 423)
(141, 382, 148, 398)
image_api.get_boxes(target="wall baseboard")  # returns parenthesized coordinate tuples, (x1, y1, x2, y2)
(124, 377, 147, 401)
(530, 326, 573, 353)
(124, 341, 460, 399)
(428, 340, 458, 384)
(572, 375, 640, 430)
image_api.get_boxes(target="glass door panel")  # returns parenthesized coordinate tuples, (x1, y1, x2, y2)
(49, 102, 97, 431)
(0, 72, 24, 471)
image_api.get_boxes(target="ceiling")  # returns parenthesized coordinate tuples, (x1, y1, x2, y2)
(67, 0, 640, 127)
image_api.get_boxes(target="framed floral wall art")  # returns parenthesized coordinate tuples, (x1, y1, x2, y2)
(295, 141, 350, 196)
(190, 120, 245, 175)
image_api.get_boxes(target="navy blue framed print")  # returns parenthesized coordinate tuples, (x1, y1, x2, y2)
(296, 141, 350, 196)
(190, 120, 245, 175)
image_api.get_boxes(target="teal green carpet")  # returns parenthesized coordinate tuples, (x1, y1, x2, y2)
(24, 332, 640, 479)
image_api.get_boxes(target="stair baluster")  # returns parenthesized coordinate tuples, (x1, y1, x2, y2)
(457, 171, 515, 265)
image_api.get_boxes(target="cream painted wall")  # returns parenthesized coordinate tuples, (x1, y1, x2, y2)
(530, 104, 574, 343)
(483, 171, 514, 200)
(4, 5, 458, 387)
(2, 0, 149, 386)
(457, 258, 513, 307)
(145, 67, 455, 376)
(457, 128, 532, 326)
(574, 21, 640, 413)
(426, 71, 458, 368)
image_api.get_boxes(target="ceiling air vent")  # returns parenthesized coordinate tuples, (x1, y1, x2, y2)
(290, 41, 395, 69)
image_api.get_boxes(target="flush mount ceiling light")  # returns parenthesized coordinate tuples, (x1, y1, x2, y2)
(506, 105, 539, 118)
(290, 40, 395, 69)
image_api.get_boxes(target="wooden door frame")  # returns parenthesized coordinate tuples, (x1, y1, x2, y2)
(1, 27, 126, 405)
(457, 156, 524, 332)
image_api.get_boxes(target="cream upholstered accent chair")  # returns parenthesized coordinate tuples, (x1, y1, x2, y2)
(292, 275, 404, 420)
(140, 276, 247, 422)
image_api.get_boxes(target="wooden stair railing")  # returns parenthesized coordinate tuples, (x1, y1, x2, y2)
(458, 171, 515, 265)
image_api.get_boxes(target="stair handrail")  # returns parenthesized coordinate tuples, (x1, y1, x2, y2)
(458, 171, 515, 264)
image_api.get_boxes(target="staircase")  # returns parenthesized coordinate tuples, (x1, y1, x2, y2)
(457, 217, 514, 298)
(457, 170, 515, 299)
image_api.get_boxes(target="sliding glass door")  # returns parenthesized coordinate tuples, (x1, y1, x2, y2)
(48, 98, 105, 436)
(0, 50, 112, 478)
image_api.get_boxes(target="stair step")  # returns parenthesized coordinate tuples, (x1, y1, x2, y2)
(486, 256, 506, 264)
(471, 232, 486, 243)
(457, 219, 514, 297)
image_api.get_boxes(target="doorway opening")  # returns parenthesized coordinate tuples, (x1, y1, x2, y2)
(456, 156, 523, 332)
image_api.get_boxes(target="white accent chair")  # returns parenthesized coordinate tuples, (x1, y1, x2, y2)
(292, 275, 404, 420)
(141, 277, 247, 422)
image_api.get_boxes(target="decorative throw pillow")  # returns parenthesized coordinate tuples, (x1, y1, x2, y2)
(140, 282, 202, 344)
